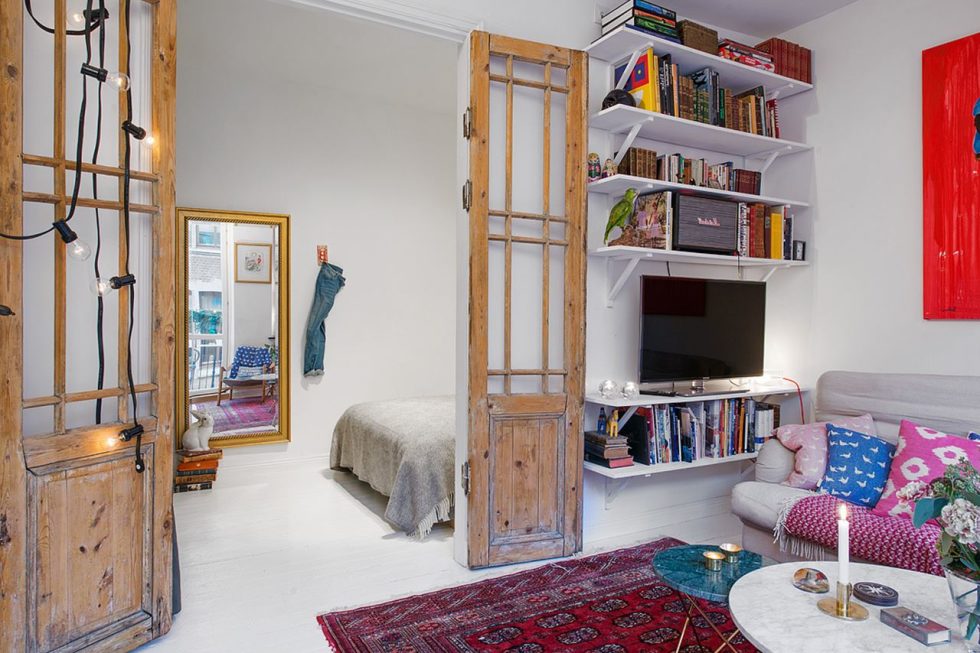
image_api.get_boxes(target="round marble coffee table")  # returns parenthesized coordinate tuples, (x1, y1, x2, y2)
(729, 561, 966, 652)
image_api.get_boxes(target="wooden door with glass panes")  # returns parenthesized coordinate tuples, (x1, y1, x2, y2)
(464, 32, 588, 568)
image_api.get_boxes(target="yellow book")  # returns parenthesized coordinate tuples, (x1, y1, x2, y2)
(615, 48, 658, 113)
(770, 207, 784, 260)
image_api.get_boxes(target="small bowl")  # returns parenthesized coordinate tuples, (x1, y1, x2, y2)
(719, 542, 742, 564)
(703, 550, 725, 571)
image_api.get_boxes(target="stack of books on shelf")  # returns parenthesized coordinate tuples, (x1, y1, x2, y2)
(601, 1, 679, 41)
(175, 448, 223, 492)
(621, 399, 779, 465)
(585, 426, 635, 468)
(717, 40, 775, 72)
(737, 203, 796, 260)
(617, 146, 763, 195)
(755, 38, 812, 83)
(615, 50, 780, 137)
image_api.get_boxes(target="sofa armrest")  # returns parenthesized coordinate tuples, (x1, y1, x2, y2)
(755, 438, 794, 484)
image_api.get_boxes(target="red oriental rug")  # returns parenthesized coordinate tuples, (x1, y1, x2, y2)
(191, 397, 277, 433)
(317, 538, 757, 652)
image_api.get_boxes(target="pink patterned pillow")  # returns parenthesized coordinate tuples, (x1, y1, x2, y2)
(775, 414, 877, 489)
(872, 420, 980, 520)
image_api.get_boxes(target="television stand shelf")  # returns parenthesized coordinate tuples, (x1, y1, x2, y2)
(591, 246, 808, 306)
(585, 382, 805, 508)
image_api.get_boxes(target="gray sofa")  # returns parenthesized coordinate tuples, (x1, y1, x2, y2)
(732, 370, 980, 562)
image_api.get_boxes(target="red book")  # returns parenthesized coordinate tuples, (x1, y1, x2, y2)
(177, 460, 219, 472)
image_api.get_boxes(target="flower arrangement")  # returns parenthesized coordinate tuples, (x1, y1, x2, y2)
(906, 460, 980, 576)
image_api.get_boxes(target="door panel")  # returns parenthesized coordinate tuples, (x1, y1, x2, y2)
(31, 452, 153, 652)
(466, 31, 587, 568)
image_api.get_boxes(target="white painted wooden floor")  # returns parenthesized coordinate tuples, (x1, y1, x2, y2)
(142, 459, 737, 652)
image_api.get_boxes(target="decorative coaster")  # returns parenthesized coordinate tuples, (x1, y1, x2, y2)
(853, 581, 899, 606)
(793, 567, 829, 594)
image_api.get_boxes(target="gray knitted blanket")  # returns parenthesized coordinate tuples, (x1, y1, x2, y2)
(330, 396, 455, 538)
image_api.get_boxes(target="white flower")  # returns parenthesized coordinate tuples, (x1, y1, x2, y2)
(940, 498, 980, 546)
(897, 481, 930, 504)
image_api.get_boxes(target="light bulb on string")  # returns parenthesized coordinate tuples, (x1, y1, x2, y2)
(52, 220, 91, 261)
(90, 277, 113, 297)
(107, 71, 130, 92)
(66, 11, 86, 29)
(68, 239, 92, 261)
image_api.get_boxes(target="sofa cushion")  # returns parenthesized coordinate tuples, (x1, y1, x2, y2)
(775, 414, 877, 490)
(873, 419, 980, 520)
(731, 480, 814, 531)
(754, 438, 796, 484)
(817, 425, 894, 507)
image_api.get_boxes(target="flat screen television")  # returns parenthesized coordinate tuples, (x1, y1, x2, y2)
(639, 276, 766, 386)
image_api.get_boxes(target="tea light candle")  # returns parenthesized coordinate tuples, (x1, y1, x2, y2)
(703, 550, 725, 571)
(719, 542, 742, 563)
(838, 502, 850, 587)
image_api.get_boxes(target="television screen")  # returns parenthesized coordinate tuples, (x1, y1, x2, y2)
(640, 276, 766, 383)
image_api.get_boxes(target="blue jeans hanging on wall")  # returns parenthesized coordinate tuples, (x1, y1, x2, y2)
(304, 263, 345, 376)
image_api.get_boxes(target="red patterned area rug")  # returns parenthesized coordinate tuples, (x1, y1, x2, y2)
(191, 397, 277, 433)
(317, 538, 758, 652)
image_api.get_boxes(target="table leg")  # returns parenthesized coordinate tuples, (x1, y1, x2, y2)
(687, 597, 742, 653)
(673, 598, 692, 653)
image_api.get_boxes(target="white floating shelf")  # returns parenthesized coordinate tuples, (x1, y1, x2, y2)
(585, 382, 803, 408)
(585, 452, 759, 480)
(588, 174, 809, 208)
(587, 26, 813, 100)
(591, 105, 812, 159)
(592, 246, 808, 305)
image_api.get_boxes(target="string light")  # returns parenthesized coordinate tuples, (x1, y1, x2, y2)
(52, 219, 92, 261)
(66, 11, 86, 29)
(80, 63, 130, 92)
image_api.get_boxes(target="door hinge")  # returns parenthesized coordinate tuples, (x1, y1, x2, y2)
(462, 180, 473, 212)
(461, 461, 471, 496)
(462, 107, 473, 139)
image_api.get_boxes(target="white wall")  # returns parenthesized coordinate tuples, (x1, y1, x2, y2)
(177, 0, 458, 466)
(776, 0, 980, 386)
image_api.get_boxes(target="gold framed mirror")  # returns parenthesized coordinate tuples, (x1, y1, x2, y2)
(176, 208, 290, 448)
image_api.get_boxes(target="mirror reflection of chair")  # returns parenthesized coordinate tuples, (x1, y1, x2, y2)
(217, 345, 278, 405)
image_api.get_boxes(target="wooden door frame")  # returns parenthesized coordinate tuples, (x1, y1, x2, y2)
(0, 0, 177, 649)
(465, 31, 588, 568)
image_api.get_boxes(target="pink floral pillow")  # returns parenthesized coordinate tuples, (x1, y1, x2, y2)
(872, 420, 980, 520)
(776, 414, 877, 489)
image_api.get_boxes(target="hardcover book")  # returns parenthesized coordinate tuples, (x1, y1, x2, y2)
(880, 607, 951, 646)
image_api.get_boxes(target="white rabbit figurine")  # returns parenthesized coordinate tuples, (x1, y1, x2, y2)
(182, 409, 214, 451)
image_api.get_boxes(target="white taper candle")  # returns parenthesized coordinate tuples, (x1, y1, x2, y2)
(837, 502, 850, 587)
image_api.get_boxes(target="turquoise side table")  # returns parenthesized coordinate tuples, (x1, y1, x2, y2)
(652, 544, 767, 653)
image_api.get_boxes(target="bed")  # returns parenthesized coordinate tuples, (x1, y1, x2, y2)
(330, 396, 455, 538)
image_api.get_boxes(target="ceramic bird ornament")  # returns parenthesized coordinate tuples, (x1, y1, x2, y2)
(604, 188, 637, 244)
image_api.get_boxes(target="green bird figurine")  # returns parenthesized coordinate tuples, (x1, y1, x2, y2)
(604, 188, 637, 244)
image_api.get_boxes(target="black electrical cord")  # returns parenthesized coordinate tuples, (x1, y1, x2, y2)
(24, 0, 104, 36)
(0, 0, 94, 242)
(87, 0, 107, 424)
(120, 0, 144, 473)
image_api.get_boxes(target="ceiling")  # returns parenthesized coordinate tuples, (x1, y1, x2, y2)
(597, 0, 861, 38)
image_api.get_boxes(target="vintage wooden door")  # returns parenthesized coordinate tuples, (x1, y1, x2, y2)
(0, 1, 177, 650)
(465, 32, 588, 568)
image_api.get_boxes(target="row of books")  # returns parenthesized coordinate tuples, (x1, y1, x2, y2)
(615, 49, 780, 138)
(618, 147, 762, 195)
(601, 0, 679, 41)
(756, 38, 812, 84)
(737, 203, 795, 260)
(619, 399, 779, 466)
(175, 448, 223, 492)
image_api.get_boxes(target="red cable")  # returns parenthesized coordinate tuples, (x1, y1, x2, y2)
(782, 377, 805, 424)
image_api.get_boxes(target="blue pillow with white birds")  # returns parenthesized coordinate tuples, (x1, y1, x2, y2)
(818, 424, 895, 508)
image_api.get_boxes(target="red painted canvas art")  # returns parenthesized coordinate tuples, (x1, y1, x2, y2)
(922, 32, 980, 319)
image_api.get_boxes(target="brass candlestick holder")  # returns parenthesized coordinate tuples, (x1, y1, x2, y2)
(817, 582, 869, 621)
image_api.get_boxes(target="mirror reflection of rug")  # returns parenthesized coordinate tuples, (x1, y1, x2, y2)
(317, 537, 757, 652)
(191, 397, 277, 433)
